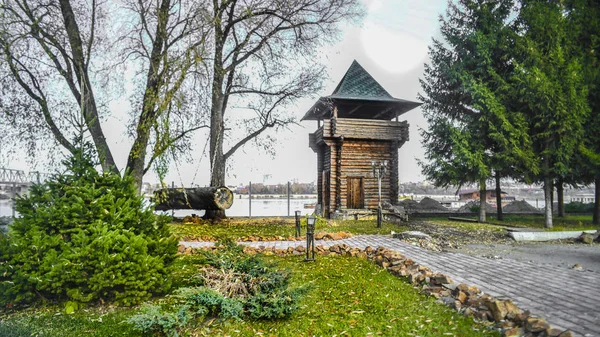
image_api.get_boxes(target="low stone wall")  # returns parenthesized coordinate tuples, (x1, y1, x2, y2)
(180, 243, 575, 337)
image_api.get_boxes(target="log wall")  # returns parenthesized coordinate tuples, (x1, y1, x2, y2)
(337, 140, 393, 210)
(309, 117, 407, 217)
(323, 118, 409, 142)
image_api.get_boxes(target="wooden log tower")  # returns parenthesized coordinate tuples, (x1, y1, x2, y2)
(302, 60, 421, 218)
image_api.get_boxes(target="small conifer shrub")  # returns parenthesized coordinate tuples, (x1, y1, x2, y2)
(0, 141, 178, 306)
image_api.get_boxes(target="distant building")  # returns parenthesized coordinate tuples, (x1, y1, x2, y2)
(570, 194, 595, 203)
(458, 189, 510, 202)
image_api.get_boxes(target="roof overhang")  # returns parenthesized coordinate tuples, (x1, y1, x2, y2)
(301, 96, 422, 121)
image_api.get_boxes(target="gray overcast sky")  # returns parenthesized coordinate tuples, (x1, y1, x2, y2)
(4, 0, 448, 187)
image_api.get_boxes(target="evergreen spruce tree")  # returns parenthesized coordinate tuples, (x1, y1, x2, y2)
(419, 0, 536, 222)
(0, 138, 178, 305)
(511, 0, 589, 228)
(565, 0, 600, 224)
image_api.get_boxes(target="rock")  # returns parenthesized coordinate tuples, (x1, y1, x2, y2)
(498, 321, 516, 329)
(504, 328, 523, 337)
(455, 283, 470, 295)
(473, 310, 491, 322)
(571, 264, 583, 270)
(443, 283, 457, 291)
(514, 311, 531, 326)
(295, 245, 306, 252)
(431, 274, 453, 285)
(525, 317, 550, 333)
(457, 291, 467, 304)
(468, 285, 481, 295)
(463, 307, 474, 317)
(326, 232, 344, 241)
(315, 232, 326, 240)
(488, 300, 508, 322)
(545, 328, 564, 337)
(504, 300, 521, 320)
(578, 232, 594, 244)
(438, 296, 456, 306)
(557, 331, 574, 337)
(177, 244, 186, 253)
(394, 231, 431, 240)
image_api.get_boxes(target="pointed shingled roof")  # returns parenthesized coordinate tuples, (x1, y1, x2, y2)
(301, 60, 421, 121)
(330, 60, 393, 100)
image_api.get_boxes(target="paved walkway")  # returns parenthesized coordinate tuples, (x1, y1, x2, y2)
(182, 236, 600, 337)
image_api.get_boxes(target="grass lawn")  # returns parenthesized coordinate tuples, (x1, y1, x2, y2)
(425, 214, 598, 232)
(170, 217, 408, 241)
(488, 214, 598, 231)
(0, 254, 498, 337)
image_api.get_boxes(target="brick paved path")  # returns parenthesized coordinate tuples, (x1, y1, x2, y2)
(182, 235, 600, 337)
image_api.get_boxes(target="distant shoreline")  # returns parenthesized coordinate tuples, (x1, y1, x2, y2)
(235, 194, 317, 199)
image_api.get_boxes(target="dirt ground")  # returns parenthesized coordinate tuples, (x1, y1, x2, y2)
(401, 220, 600, 272)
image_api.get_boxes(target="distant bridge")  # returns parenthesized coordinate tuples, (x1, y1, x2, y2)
(0, 168, 50, 186)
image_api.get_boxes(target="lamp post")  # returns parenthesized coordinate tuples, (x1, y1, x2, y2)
(371, 160, 388, 228)
(305, 215, 316, 261)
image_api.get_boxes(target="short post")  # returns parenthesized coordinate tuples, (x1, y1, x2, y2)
(294, 210, 301, 238)
(287, 181, 291, 217)
(171, 181, 175, 217)
(12, 182, 16, 218)
(249, 181, 252, 218)
(305, 215, 316, 262)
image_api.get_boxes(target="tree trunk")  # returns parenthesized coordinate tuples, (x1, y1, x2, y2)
(495, 171, 503, 221)
(205, 21, 227, 220)
(478, 178, 486, 223)
(594, 176, 599, 225)
(154, 186, 234, 211)
(59, 0, 118, 175)
(543, 175, 553, 228)
(557, 177, 565, 218)
(125, 0, 172, 191)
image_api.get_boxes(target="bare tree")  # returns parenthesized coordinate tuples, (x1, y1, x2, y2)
(204, 0, 363, 219)
(0, 0, 210, 189)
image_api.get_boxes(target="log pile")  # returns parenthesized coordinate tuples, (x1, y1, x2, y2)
(154, 186, 233, 211)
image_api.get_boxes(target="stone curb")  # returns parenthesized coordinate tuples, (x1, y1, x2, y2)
(180, 243, 575, 337)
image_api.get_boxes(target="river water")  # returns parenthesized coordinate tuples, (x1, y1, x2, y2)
(0, 198, 319, 218)
(1, 198, 548, 219)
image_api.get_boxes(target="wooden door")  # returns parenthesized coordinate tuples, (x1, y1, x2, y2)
(347, 177, 364, 209)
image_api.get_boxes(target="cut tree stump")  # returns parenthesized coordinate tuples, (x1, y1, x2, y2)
(154, 186, 234, 211)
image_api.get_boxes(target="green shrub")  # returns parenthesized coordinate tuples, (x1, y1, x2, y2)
(127, 304, 191, 337)
(564, 202, 594, 213)
(0, 142, 178, 306)
(129, 243, 305, 336)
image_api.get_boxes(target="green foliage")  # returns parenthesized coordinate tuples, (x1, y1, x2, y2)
(128, 243, 304, 336)
(0, 319, 38, 337)
(127, 304, 191, 337)
(564, 202, 595, 214)
(0, 142, 178, 306)
(419, 0, 537, 191)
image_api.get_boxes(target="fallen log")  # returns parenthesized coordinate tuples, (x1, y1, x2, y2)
(153, 186, 234, 211)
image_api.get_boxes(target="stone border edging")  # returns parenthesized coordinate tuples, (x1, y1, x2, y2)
(179, 243, 575, 337)
(179, 232, 353, 243)
(509, 230, 597, 242)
